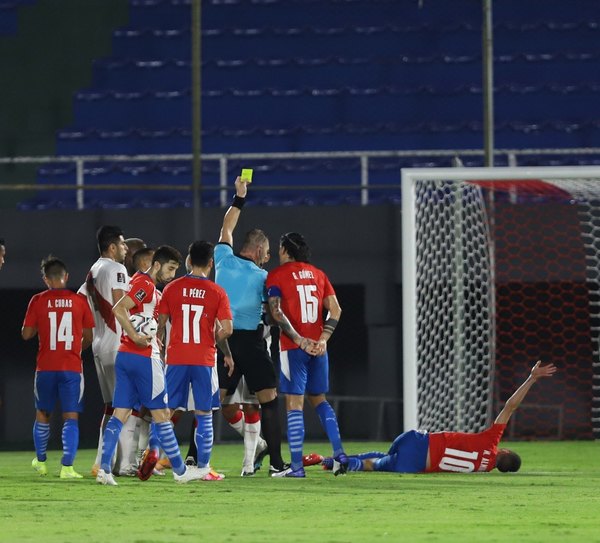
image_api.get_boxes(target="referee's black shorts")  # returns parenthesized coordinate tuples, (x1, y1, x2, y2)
(217, 328, 277, 395)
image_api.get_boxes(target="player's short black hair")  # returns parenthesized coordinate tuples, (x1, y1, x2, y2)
(132, 247, 154, 271)
(97, 225, 124, 253)
(281, 232, 311, 263)
(152, 245, 182, 266)
(0, 238, 5, 246)
(41, 256, 67, 279)
(188, 240, 214, 268)
(496, 450, 521, 472)
(241, 228, 268, 251)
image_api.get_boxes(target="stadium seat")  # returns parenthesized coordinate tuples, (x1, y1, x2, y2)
(0, 4, 18, 35)
(28, 0, 600, 209)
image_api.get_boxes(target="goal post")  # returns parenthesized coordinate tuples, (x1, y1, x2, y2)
(402, 166, 600, 438)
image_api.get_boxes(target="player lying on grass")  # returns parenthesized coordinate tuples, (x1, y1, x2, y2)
(313, 361, 556, 475)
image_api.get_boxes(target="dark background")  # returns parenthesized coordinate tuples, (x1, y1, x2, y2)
(0, 204, 403, 448)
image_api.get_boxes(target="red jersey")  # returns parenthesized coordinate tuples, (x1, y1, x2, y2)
(119, 272, 161, 358)
(426, 423, 507, 473)
(158, 274, 232, 366)
(266, 262, 336, 351)
(23, 289, 94, 372)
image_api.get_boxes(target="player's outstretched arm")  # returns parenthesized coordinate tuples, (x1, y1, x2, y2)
(219, 177, 247, 245)
(494, 360, 557, 425)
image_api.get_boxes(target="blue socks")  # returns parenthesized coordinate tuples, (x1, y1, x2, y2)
(101, 418, 185, 475)
(287, 410, 305, 471)
(285, 402, 344, 470)
(100, 416, 123, 472)
(355, 451, 386, 460)
(148, 422, 160, 453)
(347, 457, 364, 471)
(33, 421, 50, 462)
(34, 419, 80, 466)
(61, 419, 79, 466)
(315, 401, 344, 457)
(155, 421, 185, 476)
(195, 414, 213, 468)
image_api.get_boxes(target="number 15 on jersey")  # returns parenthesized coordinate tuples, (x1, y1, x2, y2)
(296, 285, 318, 324)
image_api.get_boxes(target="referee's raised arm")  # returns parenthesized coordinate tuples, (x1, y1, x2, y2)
(219, 176, 248, 246)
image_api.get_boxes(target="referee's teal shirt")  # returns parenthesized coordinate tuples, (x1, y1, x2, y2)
(214, 243, 267, 330)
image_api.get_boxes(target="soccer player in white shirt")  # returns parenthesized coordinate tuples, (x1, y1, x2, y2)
(79, 225, 139, 475)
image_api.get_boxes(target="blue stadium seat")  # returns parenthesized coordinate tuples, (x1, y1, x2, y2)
(130, 0, 600, 31)
(0, 0, 37, 35)
(92, 55, 482, 92)
(34, 163, 78, 206)
(0, 0, 37, 36)
(31, 0, 600, 209)
(72, 90, 191, 130)
(111, 25, 482, 61)
(92, 58, 191, 91)
(495, 52, 600, 85)
(130, 0, 484, 31)
(0, 3, 18, 35)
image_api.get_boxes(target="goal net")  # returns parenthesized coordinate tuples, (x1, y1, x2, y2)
(402, 167, 599, 439)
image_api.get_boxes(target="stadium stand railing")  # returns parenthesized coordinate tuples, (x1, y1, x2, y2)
(3, 147, 600, 210)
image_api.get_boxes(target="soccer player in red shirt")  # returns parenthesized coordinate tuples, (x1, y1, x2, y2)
(95, 246, 206, 486)
(320, 360, 557, 474)
(22, 257, 94, 479)
(156, 240, 233, 481)
(267, 232, 348, 478)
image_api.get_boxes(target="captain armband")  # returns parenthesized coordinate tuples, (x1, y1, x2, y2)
(323, 318, 339, 336)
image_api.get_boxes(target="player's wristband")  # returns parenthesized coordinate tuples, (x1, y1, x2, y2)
(323, 318, 339, 336)
(232, 195, 246, 209)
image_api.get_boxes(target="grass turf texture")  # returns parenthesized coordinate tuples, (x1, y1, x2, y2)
(1, 441, 599, 543)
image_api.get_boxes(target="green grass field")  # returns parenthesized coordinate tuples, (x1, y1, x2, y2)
(1, 441, 599, 543)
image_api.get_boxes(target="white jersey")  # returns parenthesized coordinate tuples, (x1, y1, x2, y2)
(78, 257, 129, 354)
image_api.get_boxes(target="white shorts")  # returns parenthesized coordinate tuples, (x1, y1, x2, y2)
(222, 376, 259, 406)
(93, 349, 119, 403)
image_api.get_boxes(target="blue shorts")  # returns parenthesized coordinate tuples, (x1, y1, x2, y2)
(166, 364, 213, 412)
(34, 371, 84, 413)
(279, 348, 329, 396)
(113, 351, 168, 411)
(373, 430, 430, 473)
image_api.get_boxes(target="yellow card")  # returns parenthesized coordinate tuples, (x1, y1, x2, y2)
(241, 168, 253, 183)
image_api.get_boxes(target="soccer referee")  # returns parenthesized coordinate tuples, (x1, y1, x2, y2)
(214, 176, 287, 474)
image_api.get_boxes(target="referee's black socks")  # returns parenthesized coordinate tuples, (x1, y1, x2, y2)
(260, 396, 285, 470)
